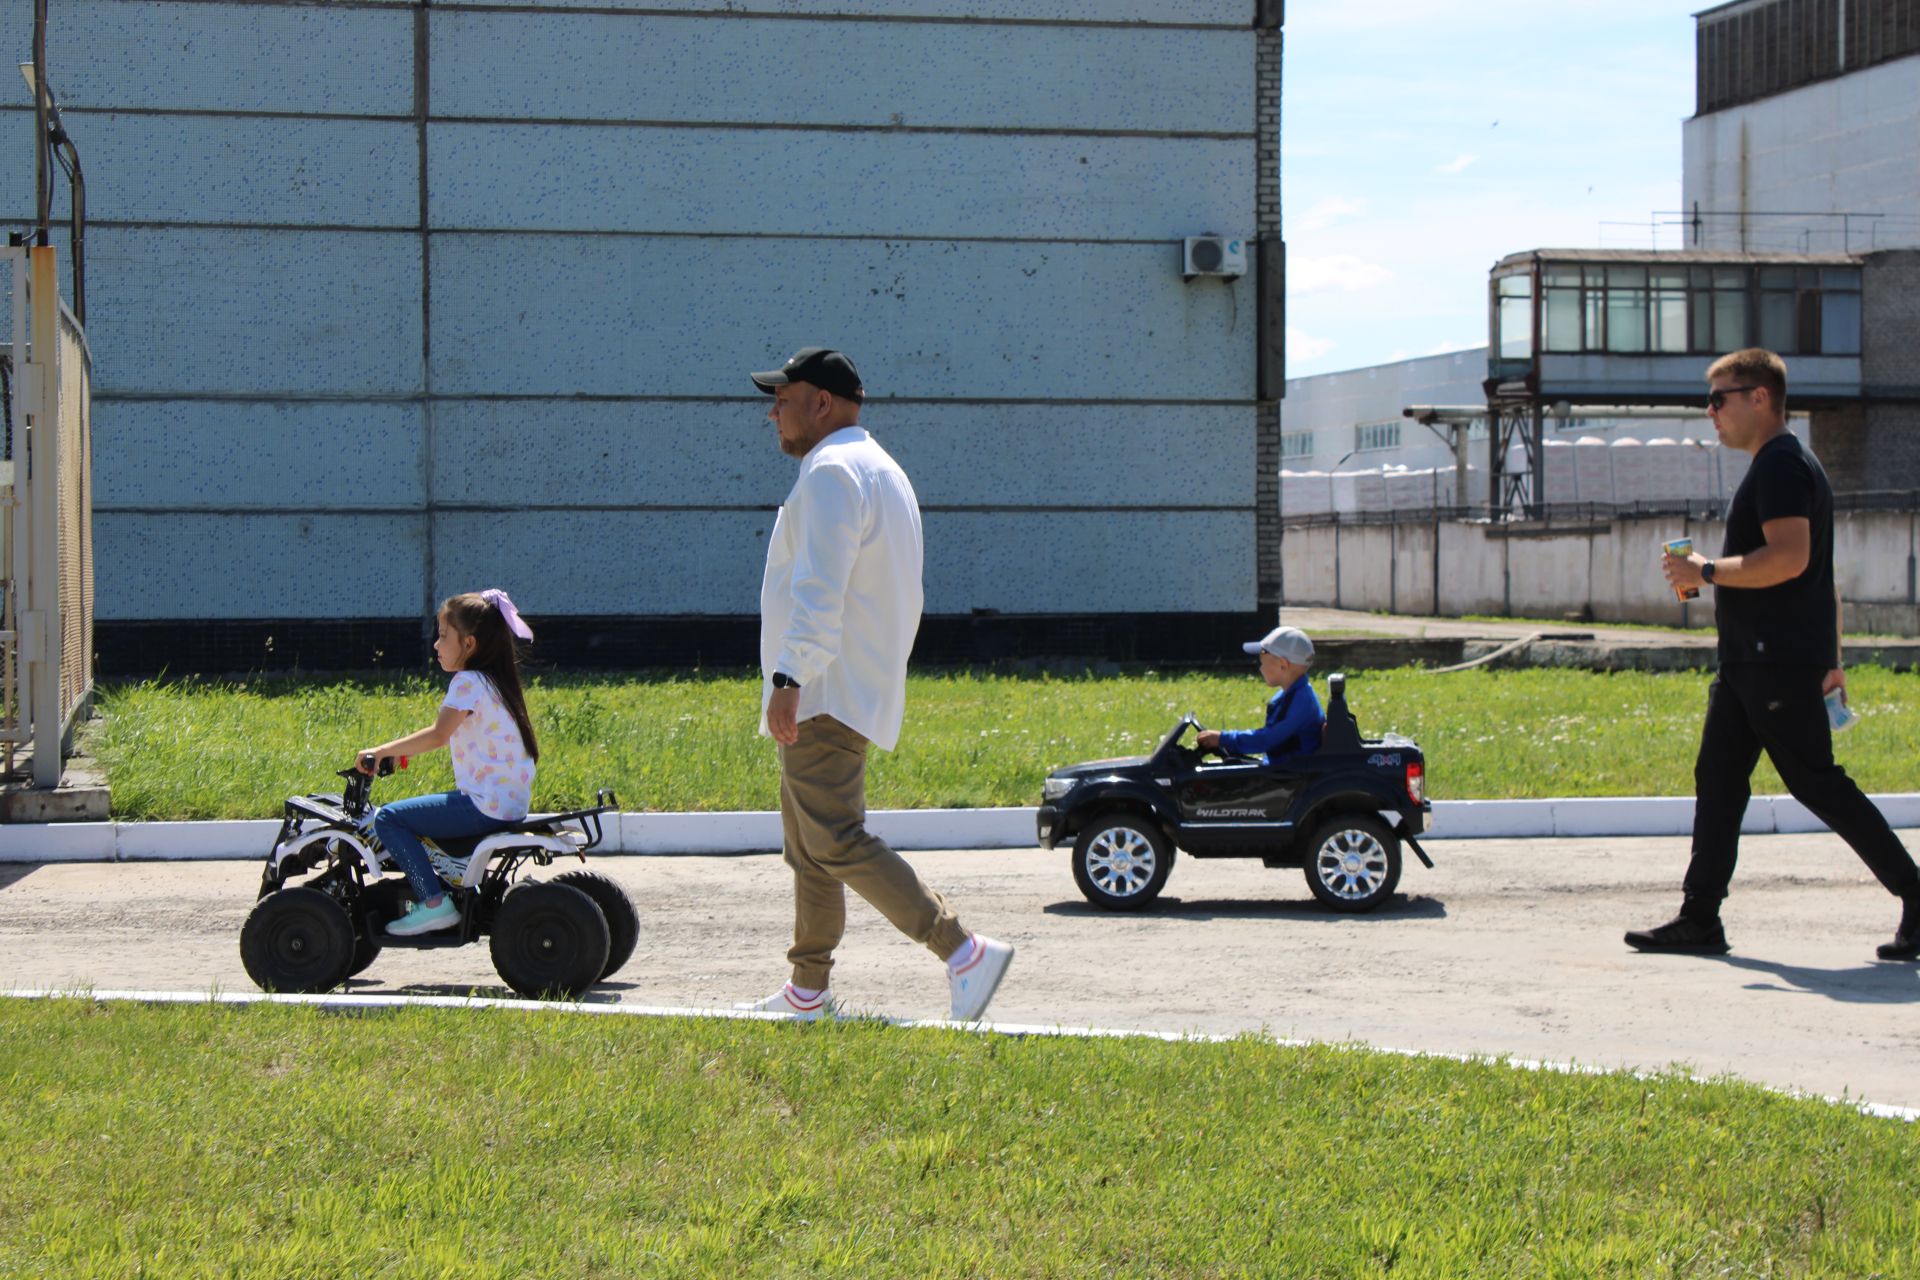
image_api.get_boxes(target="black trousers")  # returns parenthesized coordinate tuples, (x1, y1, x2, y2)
(1685, 661, 1920, 908)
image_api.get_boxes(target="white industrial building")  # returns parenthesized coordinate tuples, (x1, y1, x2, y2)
(1278, 348, 1750, 518)
(1683, 0, 1920, 254)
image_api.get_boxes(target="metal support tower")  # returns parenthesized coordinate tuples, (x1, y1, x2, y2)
(1488, 395, 1544, 519)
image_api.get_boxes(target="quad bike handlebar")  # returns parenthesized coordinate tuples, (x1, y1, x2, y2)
(339, 754, 405, 818)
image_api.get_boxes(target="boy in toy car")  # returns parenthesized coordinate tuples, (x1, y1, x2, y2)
(1195, 625, 1324, 763)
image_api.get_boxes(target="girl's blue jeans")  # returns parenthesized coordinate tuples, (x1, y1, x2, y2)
(373, 790, 517, 903)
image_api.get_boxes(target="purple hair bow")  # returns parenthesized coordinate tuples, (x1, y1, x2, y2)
(480, 588, 534, 641)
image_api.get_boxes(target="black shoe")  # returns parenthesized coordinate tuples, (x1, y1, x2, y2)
(1625, 914, 1729, 955)
(1876, 898, 1920, 962)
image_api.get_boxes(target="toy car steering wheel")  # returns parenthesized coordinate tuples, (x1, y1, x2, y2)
(1187, 717, 1253, 762)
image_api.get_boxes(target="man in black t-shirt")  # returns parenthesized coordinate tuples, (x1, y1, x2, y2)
(1626, 348, 1920, 961)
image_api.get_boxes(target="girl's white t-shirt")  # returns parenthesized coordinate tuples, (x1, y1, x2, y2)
(444, 671, 535, 820)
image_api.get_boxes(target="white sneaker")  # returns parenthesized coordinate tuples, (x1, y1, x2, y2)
(734, 982, 834, 1022)
(948, 936, 1014, 1022)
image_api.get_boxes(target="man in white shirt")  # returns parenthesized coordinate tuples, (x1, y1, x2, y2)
(736, 347, 1014, 1022)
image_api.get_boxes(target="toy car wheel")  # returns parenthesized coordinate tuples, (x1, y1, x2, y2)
(552, 871, 639, 979)
(489, 881, 611, 999)
(1303, 814, 1402, 914)
(1071, 812, 1173, 911)
(240, 886, 356, 993)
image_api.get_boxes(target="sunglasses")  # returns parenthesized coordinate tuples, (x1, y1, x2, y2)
(1706, 385, 1759, 411)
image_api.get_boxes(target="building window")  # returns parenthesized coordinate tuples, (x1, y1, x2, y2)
(1520, 261, 1862, 358)
(1355, 421, 1401, 452)
(1495, 276, 1532, 359)
(1541, 266, 1582, 352)
(1704, 267, 1748, 353)
(1605, 266, 1649, 353)
(1281, 430, 1314, 459)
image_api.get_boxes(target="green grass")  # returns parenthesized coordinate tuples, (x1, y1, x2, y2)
(2, 999, 1915, 1278)
(88, 666, 1920, 820)
(88, 666, 1920, 819)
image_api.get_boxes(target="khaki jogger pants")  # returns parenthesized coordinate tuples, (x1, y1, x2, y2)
(779, 714, 969, 989)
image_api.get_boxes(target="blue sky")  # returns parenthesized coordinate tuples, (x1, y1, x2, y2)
(1282, 2, 1700, 378)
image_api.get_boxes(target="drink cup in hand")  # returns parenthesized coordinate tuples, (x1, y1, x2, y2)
(1826, 688, 1859, 733)
(1664, 537, 1699, 601)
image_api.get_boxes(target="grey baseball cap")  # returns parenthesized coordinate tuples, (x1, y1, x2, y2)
(1243, 625, 1313, 664)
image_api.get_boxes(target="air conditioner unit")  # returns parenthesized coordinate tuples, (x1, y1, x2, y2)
(1182, 235, 1247, 280)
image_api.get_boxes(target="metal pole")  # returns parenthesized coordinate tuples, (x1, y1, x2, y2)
(32, 0, 50, 247)
(1529, 400, 1545, 519)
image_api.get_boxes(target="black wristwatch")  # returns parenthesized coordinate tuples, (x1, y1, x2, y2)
(1701, 560, 1717, 586)
(771, 671, 801, 690)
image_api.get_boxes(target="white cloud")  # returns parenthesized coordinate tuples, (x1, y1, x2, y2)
(1286, 327, 1335, 363)
(1436, 153, 1479, 175)
(1295, 196, 1368, 233)
(1289, 254, 1394, 295)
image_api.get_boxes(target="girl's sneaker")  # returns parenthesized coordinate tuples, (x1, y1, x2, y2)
(387, 897, 459, 937)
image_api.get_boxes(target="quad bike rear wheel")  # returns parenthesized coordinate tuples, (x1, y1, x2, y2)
(552, 870, 639, 979)
(489, 881, 611, 999)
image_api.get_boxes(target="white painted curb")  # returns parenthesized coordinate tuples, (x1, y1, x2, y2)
(3, 796, 1917, 864)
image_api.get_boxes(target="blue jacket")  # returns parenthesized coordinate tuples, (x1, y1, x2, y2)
(1218, 675, 1324, 764)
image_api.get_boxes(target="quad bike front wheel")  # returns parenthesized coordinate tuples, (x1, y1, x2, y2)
(552, 870, 639, 979)
(240, 887, 356, 993)
(489, 881, 611, 999)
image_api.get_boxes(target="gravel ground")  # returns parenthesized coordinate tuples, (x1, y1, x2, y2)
(3, 832, 1917, 1109)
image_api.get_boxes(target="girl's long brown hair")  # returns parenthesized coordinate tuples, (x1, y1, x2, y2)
(441, 593, 539, 762)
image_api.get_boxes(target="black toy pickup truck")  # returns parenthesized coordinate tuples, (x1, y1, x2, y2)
(1037, 674, 1433, 913)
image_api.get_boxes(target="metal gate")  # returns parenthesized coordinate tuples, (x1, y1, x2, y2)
(2, 243, 93, 786)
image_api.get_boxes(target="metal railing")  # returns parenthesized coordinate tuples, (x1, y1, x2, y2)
(2, 243, 93, 785)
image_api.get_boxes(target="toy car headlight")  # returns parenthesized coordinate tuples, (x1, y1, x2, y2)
(1042, 776, 1078, 801)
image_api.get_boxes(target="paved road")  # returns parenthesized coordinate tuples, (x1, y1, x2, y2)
(1276, 605, 1718, 647)
(4, 833, 1917, 1109)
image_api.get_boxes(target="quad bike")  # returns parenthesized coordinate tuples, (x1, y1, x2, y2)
(240, 758, 632, 999)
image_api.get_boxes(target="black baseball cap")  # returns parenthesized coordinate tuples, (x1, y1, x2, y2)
(751, 347, 865, 402)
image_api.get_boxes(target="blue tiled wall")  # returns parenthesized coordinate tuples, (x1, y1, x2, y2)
(3, 0, 1262, 625)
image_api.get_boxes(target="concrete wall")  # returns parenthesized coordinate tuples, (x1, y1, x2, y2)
(1811, 250, 1920, 494)
(3, 0, 1267, 624)
(1283, 507, 1920, 631)
(1682, 53, 1920, 254)
(1283, 437, 1758, 517)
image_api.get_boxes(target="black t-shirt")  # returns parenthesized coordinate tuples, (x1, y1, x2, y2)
(1715, 432, 1836, 667)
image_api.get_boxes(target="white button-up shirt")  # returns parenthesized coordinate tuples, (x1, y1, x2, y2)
(760, 426, 924, 751)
